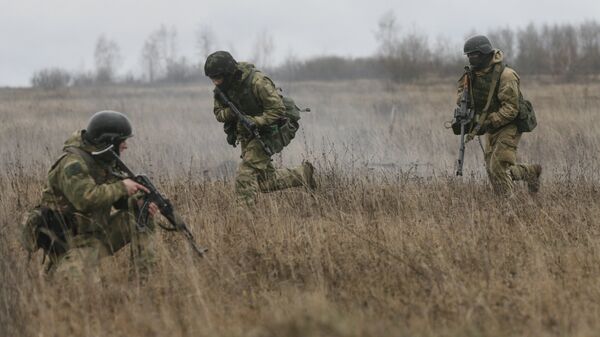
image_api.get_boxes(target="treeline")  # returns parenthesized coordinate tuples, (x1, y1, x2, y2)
(273, 17, 600, 82)
(30, 15, 600, 89)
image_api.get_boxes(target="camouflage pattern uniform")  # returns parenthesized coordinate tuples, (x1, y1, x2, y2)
(37, 131, 155, 280)
(457, 50, 541, 195)
(212, 62, 314, 206)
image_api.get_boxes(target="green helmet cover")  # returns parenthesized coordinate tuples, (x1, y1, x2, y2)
(204, 51, 238, 78)
(84, 110, 133, 146)
(464, 35, 494, 55)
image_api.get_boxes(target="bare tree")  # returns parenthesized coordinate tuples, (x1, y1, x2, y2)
(139, 25, 179, 82)
(544, 24, 578, 77)
(487, 27, 515, 62)
(431, 35, 462, 76)
(30, 68, 71, 89)
(516, 23, 548, 74)
(279, 49, 301, 81)
(141, 38, 161, 82)
(398, 31, 430, 64)
(157, 25, 178, 65)
(165, 56, 196, 83)
(195, 24, 217, 61)
(94, 35, 122, 83)
(252, 30, 275, 69)
(578, 20, 600, 73)
(374, 10, 400, 58)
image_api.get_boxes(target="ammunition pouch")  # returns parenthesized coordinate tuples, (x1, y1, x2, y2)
(515, 93, 537, 133)
(224, 120, 237, 146)
(260, 96, 301, 154)
(20, 206, 74, 256)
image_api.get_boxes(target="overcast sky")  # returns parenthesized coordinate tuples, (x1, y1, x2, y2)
(1, 0, 599, 86)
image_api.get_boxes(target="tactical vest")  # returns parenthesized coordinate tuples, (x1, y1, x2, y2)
(21, 146, 118, 256)
(469, 64, 536, 133)
(223, 70, 262, 117)
(219, 68, 303, 153)
(470, 65, 503, 115)
(43, 146, 117, 213)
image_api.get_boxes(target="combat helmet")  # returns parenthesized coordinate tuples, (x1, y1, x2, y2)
(84, 110, 133, 146)
(463, 35, 494, 55)
(204, 51, 238, 78)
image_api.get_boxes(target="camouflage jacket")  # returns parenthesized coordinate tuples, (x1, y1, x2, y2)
(457, 50, 521, 131)
(213, 62, 286, 142)
(40, 131, 128, 232)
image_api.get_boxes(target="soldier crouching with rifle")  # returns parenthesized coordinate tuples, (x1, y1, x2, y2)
(20, 111, 206, 282)
(204, 51, 316, 208)
(451, 35, 542, 196)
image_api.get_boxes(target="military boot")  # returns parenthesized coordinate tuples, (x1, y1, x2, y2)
(302, 161, 317, 190)
(526, 164, 542, 193)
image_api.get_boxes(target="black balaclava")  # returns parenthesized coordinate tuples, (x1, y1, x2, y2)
(468, 51, 494, 70)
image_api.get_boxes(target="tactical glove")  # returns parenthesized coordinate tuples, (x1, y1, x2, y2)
(240, 116, 257, 132)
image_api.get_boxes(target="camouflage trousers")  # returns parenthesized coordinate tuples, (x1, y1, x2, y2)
(48, 198, 156, 282)
(235, 138, 308, 206)
(484, 124, 537, 195)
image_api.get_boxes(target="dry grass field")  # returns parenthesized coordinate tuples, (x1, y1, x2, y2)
(1, 78, 600, 337)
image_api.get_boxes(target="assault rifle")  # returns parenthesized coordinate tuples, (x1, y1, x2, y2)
(214, 87, 273, 156)
(453, 66, 475, 176)
(93, 145, 208, 257)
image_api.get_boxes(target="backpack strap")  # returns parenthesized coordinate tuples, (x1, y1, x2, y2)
(483, 63, 505, 114)
(64, 146, 97, 171)
(49, 153, 69, 171)
(244, 69, 256, 87)
(469, 63, 505, 136)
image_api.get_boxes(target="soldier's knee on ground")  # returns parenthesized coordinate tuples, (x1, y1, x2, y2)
(52, 246, 102, 283)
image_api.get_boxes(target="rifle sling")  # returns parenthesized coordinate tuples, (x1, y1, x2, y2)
(64, 146, 125, 181)
(468, 63, 504, 136)
(64, 146, 97, 172)
(483, 63, 503, 114)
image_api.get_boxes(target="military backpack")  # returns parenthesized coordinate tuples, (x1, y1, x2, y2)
(486, 64, 537, 133)
(515, 91, 537, 132)
(261, 95, 302, 154)
(220, 69, 304, 154)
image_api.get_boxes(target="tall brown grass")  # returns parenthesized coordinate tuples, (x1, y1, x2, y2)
(1, 79, 600, 336)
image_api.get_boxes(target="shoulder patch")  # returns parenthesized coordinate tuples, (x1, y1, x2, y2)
(64, 162, 84, 177)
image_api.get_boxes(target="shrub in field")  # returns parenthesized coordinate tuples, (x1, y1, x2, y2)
(30, 68, 71, 90)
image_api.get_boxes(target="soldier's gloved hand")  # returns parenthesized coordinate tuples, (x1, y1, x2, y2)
(242, 117, 257, 132)
(123, 179, 150, 196)
(479, 120, 493, 134)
